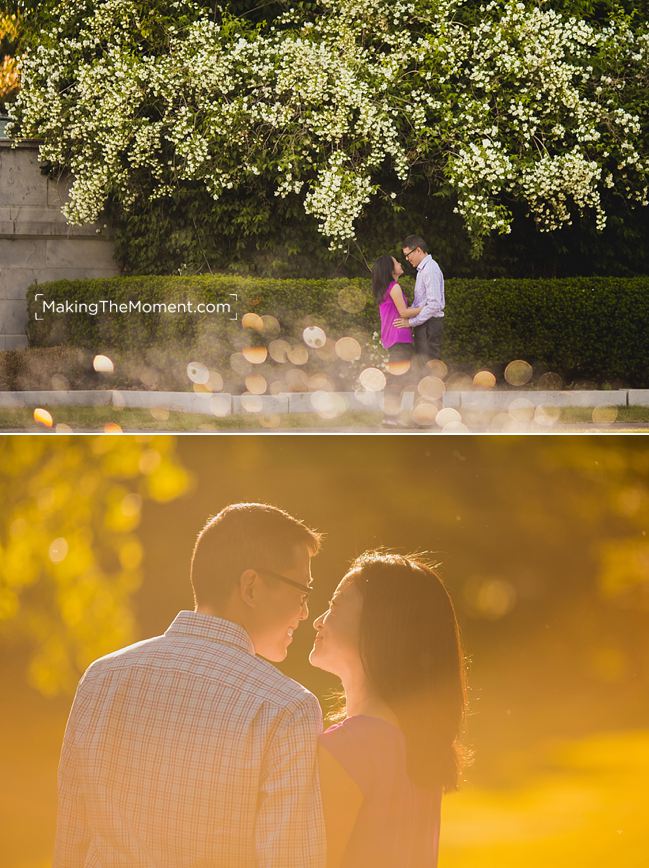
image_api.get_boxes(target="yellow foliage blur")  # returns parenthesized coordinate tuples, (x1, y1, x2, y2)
(0, 13, 21, 101)
(0, 437, 191, 695)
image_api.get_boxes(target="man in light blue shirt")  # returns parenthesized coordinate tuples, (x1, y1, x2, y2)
(395, 234, 445, 361)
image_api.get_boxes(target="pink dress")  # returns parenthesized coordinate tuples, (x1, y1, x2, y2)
(378, 281, 415, 349)
(319, 716, 442, 868)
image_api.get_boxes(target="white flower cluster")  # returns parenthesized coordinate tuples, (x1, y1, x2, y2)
(8, 0, 648, 250)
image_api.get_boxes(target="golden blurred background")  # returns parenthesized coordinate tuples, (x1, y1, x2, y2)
(1, 435, 647, 867)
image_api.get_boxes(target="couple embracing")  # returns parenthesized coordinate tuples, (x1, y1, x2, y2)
(372, 236, 445, 424)
(55, 503, 466, 868)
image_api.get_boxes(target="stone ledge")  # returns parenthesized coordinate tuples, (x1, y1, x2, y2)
(0, 390, 112, 407)
(459, 389, 629, 409)
(0, 389, 642, 413)
(627, 390, 649, 406)
(0, 221, 110, 239)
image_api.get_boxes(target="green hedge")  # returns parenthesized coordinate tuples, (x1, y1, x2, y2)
(26, 274, 649, 385)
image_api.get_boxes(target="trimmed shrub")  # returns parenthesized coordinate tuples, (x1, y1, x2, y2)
(26, 274, 649, 386)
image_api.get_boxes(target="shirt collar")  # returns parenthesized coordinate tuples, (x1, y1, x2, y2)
(417, 254, 432, 272)
(165, 611, 255, 655)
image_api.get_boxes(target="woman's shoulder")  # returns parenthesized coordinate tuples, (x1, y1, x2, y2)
(380, 279, 399, 299)
(320, 716, 403, 761)
(320, 716, 404, 792)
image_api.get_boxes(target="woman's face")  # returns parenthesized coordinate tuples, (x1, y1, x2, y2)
(309, 574, 363, 677)
(391, 257, 404, 279)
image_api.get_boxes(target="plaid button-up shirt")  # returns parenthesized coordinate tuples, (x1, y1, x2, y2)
(54, 611, 326, 868)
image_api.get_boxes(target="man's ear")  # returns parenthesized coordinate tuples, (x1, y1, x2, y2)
(239, 569, 259, 609)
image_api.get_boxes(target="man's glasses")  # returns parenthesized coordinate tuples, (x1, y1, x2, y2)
(403, 247, 418, 261)
(254, 567, 313, 595)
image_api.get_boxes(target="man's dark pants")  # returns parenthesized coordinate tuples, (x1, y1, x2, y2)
(414, 316, 444, 362)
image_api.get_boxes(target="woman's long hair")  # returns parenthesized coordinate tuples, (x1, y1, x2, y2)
(347, 551, 468, 793)
(371, 255, 396, 304)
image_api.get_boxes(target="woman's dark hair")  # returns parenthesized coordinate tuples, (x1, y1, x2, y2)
(347, 551, 468, 792)
(371, 254, 396, 304)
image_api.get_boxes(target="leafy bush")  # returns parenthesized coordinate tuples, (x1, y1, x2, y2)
(25, 274, 649, 386)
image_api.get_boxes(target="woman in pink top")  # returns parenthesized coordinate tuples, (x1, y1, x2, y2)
(372, 255, 421, 425)
(310, 552, 467, 868)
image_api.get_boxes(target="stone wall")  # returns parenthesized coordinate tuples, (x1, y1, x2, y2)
(0, 140, 119, 349)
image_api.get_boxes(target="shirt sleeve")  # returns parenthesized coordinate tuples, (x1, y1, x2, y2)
(256, 693, 326, 868)
(409, 261, 444, 327)
(53, 683, 91, 867)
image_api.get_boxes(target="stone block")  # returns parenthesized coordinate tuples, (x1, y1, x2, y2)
(0, 298, 28, 334)
(458, 389, 628, 409)
(441, 391, 462, 408)
(0, 148, 48, 207)
(0, 268, 41, 300)
(0, 390, 111, 407)
(349, 391, 383, 411)
(45, 237, 118, 270)
(9, 206, 66, 223)
(0, 238, 46, 267)
(232, 394, 289, 415)
(628, 390, 649, 406)
(545, 390, 627, 407)
(47, 173, 73, 208)
(287, 392, 317, 413)
(112, 390, 232, 416)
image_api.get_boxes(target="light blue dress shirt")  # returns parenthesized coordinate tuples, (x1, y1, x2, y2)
(409, 254, 445, 327)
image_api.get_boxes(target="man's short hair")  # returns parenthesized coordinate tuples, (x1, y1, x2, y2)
(191, 503, 322, 608)
(402, 234, 429, 254)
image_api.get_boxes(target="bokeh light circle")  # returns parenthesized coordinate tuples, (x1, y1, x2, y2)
(242, 346, 268, 365)
(338, 286, 367, 314)
(411, 402, 439, 426)
(473, 370, 496, 389)
(417, 376, 446, 401)
(287, 345, 309, 366)
(504, 359, 533, 386)
(534, 405, 561, 426)
(302, 326, 326, 348)
(537, 371, 563, 390)
(33, 408, 53, 428)
(242, 312, 264, 332)
(245, 374, 268, 395)
(425, 359, 448, 379)
(241, 394, 264, 414)
(359, 367, 387, 392)
(436, 407, 462, 428)
(261, 315, 281, 336)
(335, 337, 362, 362)
(187, 361, 210, 385)
(269, 339, 290, 363)
(387, 358, 411, 376)
(93, 354, 114, 374)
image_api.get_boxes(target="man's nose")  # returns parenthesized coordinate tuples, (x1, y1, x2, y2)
(299, 600, 309, 620)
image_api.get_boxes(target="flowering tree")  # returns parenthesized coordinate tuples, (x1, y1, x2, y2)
(8, 0, 649, 253)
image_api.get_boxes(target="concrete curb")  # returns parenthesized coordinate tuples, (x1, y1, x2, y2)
(0, 388, 647, 413)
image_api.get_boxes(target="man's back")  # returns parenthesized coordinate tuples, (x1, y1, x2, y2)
(54, 611, 325, 868)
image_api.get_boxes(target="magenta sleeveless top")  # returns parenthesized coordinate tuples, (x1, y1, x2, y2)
(319, 716, 442, 868)
(378, 281, 415, 349)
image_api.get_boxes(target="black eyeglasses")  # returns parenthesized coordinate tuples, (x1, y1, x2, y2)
(254, 567, 313, 595)
(403, 247, 418, 260)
